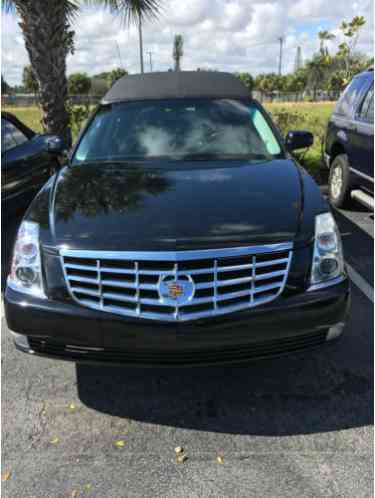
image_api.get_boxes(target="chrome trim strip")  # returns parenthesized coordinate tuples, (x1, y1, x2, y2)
(70, 286, 101, 297)
(307, 275, 346, 292)
(255, 269, 286, 281)
(60, 242, 293, 261)
(350, 167, 374, 183)
(255, 257, 289, 268)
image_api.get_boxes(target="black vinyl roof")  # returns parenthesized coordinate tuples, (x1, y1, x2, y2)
(102, 71, 250, 104)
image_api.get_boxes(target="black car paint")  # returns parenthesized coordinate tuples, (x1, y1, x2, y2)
(5, 89, 349, 366)
(28, 158, 325, 251)
(325, 70, 374, 195)
(6, 280, 349, 367)
(2, 112, 60, 212)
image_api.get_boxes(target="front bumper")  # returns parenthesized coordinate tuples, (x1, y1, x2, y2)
(5, 279, 350, 367)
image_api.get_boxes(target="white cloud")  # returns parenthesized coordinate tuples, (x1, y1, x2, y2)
(1, 0, 373, 86)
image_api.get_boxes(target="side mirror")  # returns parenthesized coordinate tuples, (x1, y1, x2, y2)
(285, 130, 314, 151)
(45, 135, 67, 155)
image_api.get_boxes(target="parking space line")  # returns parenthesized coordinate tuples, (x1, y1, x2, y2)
(346, 262, 374, 303)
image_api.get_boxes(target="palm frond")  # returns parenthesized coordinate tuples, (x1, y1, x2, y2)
(61, 1, 81, 21)
(85, 0, 163, 25)
(2, 0, 79, 20)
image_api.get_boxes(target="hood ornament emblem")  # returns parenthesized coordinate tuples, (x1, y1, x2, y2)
(158, 274, 195, 306)
(167, 282, 184, 299)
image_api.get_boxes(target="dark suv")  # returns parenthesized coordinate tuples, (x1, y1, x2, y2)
(325, 68, 374, 210)
(5, 72, 350, 366)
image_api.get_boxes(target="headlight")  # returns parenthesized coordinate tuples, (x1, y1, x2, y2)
(7, 221, 46, 298)
(310, 212, 345, 288)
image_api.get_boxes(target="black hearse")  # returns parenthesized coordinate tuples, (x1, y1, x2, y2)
(5, 72, 350, 366)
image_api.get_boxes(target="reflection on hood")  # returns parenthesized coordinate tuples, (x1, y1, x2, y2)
(54, 165, 171, 222)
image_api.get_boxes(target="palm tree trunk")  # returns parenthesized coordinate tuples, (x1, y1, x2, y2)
(17, 0, 72, 145)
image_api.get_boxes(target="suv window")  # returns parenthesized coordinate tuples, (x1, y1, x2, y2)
(367, 93, 374, 123)
(1, 117, 29, 152)
(358, 88, 374, 123)
(335, 75, 369, 118)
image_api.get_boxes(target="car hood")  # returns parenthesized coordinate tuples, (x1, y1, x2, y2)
(37, 159, 320, 251)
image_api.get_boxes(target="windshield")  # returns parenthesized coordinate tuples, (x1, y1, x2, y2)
(72, 98, 282, 164)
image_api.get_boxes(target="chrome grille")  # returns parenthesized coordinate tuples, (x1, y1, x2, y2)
(60, 243, 293, 322)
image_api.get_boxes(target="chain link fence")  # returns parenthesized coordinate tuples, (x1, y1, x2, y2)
(3, 90, 341, 107)
(253, 90, 340, 103)
(2, 94, 102, 107)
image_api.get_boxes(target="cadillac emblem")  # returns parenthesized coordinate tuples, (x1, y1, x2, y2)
(158, 274, 195, 306)
(167, 282, 184, 299)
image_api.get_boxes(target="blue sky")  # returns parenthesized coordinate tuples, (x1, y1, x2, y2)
(2, 0, 373, 86)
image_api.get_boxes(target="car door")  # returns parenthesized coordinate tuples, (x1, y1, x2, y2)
(2, 116, 57, 206)
(351, 86, 374, 194)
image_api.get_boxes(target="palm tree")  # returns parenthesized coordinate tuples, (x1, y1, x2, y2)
(318, 30, 335, 55)
(3, 0, 162, 145)
(173, 34, 184, 72)
(307, 55, 328, 101)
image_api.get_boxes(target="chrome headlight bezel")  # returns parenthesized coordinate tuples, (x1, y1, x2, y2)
(309, 212, 345, 289)
(7, 221, 46, 298)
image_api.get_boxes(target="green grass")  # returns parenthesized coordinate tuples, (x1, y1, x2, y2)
(4, 106, 45, 132)
(4, 102, 335, 181)
(265, 102, 335, 181)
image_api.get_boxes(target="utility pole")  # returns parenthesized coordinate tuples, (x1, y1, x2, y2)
(115, 41, 124, 70)
(294, 46, 303, 72)
(278, 36, 284, 75)
(138, 16, 144, 74)
(147, 51, 153, 72)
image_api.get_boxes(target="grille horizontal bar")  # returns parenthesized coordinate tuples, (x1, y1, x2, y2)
(61, 243, 293, 322)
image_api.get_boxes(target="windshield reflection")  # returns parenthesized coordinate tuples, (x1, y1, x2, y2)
(73, 99, 282, 164)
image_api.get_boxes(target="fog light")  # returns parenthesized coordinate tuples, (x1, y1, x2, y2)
(15, 266, 37, 285)
(327, 322, 345, 341)
(9, 331, 31, 349)
(319, 257, 338, 277)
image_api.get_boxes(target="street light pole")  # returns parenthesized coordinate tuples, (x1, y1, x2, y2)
(278, 36, 284, 75)
(138, 16, 144, 74)
(148, 51, 153, 72)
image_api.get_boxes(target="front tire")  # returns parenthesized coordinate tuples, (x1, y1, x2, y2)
(329, 154, 352, 208)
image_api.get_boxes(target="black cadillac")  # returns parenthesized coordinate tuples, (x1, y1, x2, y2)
(5, 72, 350, 366)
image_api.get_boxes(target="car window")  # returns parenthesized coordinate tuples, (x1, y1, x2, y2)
(1, 117, 29, 152)
(73, 99, 282, 164)
(1, 118, 17, 152)
(335, 75, 369, 118)
(365, 92, 374, 123)
(358, 88, 374, 123)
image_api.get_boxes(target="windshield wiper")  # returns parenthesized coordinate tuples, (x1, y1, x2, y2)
(179, 153, 237, 161)
(179, 153, 273, 162)
(72, 159, 139, 167)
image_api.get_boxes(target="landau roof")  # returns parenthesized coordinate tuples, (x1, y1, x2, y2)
(101, 71, 250, 104)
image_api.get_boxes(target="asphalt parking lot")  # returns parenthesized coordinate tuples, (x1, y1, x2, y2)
(2, 198, 373, 498)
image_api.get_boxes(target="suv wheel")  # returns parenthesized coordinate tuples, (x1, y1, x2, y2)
(329, 154, 352, 208)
